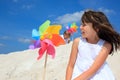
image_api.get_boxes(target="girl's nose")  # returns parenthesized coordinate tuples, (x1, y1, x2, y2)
(80, 25, 83, 30)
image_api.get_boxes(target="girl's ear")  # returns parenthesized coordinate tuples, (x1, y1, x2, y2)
(94, 26, 99, 32)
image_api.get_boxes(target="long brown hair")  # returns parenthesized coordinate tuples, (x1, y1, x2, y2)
(81, 10, 120, 54)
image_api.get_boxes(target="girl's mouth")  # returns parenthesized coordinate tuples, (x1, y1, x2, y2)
(81, 31, 85, 34)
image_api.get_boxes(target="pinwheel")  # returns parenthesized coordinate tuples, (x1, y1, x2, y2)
(37, 24, 65, 60)
(29, 20, 65, 80)
(66, 22, 78, 34)
(29, 20, 65, 58)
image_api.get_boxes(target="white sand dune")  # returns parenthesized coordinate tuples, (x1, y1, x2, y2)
(0, 42, 120, 80)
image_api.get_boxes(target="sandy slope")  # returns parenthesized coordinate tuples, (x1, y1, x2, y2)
(0, 42, 119, 80)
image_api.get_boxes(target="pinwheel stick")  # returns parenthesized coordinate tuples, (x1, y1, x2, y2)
(43, 53, 48, 80)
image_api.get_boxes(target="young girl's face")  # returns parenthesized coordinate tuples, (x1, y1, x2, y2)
(63, 31, 71, 39)
(80, 22, 97, 39)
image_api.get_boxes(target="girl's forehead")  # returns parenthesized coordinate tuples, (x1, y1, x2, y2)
(81, 20, 87, 23)
(81, 21, 91, 24)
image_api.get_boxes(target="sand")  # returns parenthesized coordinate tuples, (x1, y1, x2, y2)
(0, 42, 120, 80)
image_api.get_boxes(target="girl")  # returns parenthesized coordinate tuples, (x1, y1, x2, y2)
(61, 30, 71, 44)
(66, 10, 120, 80)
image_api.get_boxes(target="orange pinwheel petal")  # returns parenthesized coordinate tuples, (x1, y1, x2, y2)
(50, 34, 65, 46)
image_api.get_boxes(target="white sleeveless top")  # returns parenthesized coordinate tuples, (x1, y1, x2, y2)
(72, 37, 115, 80)
(61, 35, 70, 44)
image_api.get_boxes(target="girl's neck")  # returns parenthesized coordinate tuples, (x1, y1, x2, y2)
(86, 37, 100, 44)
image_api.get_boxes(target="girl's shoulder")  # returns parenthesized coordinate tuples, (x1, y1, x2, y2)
(73, 37, 84, 43)
(74, 37, 80, 42)
(73, 37, 80, 45)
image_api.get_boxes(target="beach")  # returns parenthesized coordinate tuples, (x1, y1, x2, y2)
(0, 42, 120, 80)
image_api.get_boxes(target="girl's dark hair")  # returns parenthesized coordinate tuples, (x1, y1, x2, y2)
(64, 31, 71, 37)
(81, 10, 120, 54)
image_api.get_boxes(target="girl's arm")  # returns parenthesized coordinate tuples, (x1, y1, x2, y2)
(74, 41, 112, 80)
(66, 38, 80, 80)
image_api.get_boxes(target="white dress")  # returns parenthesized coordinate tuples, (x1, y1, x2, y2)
(60, 35, 70, 44)
(72, 37, 115, 80)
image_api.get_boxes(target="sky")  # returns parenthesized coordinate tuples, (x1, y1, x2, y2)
(0, 0, 120, 54)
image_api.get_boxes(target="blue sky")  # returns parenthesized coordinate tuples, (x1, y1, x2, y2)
(0, 0, 120, 54)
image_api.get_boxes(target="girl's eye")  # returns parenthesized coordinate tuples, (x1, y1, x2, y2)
(81, 23, 86, 26)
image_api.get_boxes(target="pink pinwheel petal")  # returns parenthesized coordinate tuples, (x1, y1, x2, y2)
(43, 39, 55, 58)
(37, 39, 56, 60)
(47, 44, 55, 59)
(67, 29, 73, 34)
(37, 41, 47, 60)
(43, 39, 54, 46)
